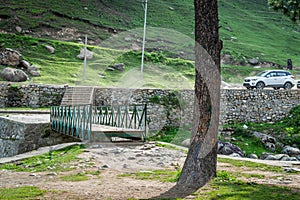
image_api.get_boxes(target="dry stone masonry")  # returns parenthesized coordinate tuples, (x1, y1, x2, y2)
(220, 89, 300, 124)
(1, 84, 300, 131)
(0, 115, 79, 158)
(0, 83, 66, 108)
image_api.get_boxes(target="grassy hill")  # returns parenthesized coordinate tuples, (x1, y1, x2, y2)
(0, 0, 299, 87)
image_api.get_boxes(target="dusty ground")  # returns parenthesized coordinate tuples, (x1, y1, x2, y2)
(1, 142, 300, 200)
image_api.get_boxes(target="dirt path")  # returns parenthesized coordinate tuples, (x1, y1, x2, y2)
(1, 142, 300, 199)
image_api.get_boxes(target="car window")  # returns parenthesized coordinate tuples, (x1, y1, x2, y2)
(277, 72, 287, 76)
(267, 72, 276, 77)
(256, 71, 267, 76)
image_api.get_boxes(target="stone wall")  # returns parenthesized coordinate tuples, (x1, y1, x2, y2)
(1, 83, 300, 130)
(94, 88, 195, 132)
(94, 88, 300, 130)
(0, 115, 80, 158)
(0, 83, 66, 108)
(220, 89, 300, 124)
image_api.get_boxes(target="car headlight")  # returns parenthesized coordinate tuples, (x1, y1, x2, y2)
(251, 79, 257, 81)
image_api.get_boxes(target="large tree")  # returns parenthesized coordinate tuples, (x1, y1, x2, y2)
(268, 0, 300, 21)
(177, 0, 222, 188)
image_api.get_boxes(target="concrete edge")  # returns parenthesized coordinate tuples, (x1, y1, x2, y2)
(0, 110, 50, 114)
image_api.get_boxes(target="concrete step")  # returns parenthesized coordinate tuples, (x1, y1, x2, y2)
(61, 86, 94, 106)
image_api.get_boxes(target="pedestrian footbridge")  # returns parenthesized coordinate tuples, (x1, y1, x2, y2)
(50, 104, 147, 142)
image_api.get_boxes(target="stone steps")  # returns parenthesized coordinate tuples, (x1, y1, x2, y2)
(61, 86, 94, 106)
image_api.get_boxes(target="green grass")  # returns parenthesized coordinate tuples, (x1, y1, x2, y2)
(119, 169, 300, 200)
(1, 0, 299, 67)
(149, 124, 193, 146)
(218, 0, 300, 66)
(119, 169, 181, 183)
(0, 144, 85, 172)
(217, 157, 284, 173)
(0, 186, 46, 200)
(196, 171, 300, 200)
(60, 172, 89, 182)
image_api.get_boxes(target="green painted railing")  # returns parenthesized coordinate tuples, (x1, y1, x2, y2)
(50, 104, 92, 141)
(92, 104, 147, 140)
(50, 104, 147, 141)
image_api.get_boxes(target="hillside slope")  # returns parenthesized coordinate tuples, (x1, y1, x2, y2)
(0, 0, 299, 87)
(0, 0, 299, 64)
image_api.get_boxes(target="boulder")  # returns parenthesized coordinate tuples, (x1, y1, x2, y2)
(218, 141, 244, 157)
(0, 67, 28, 82)
(248, 154, 258, 159)
(265, 142, 276, 152)
(15, 26, 22, 33)
(112, 63, 125, 71)
(77, 48, 93, 60)
(28, 65, 39, 72)
(19, 60, 31, 70)
(229, 153, 242, 157)
(221, 54, 234, 64)
(0, 48, 22, 66)
(181, 138, 190, 148)
(264, 155, 277, 160)
(249, 58, 259, 65)
(45, 45, 55, 54)
(274, 154, 289, 160)
(282, 146, 300, 157)
(29, 70, 40, 77)
(252, 131, 276, 151)
(260, 152, 272, 160)
(281, 156, 298, 161)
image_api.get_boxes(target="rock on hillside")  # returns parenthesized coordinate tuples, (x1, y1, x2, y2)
(0, 48, 40, 82)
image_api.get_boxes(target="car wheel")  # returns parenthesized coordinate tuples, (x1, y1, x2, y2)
(256, 82, 265, 89)
(284, 82, 293, 89)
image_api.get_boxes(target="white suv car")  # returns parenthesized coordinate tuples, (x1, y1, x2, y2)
(243, 70, 295, 90)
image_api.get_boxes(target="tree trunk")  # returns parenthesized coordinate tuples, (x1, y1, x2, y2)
(177, 0, 222, 188)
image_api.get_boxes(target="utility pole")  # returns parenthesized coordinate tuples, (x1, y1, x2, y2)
(83, 35, 87, 81)
(140, 0, 148, 79)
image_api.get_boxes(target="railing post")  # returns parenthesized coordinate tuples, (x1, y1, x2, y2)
(144, 104, 147, 141)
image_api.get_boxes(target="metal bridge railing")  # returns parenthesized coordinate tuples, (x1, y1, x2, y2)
(92, 104, 147, 139)
(50, 104, 147, 141)
(50, 104, 92, 141)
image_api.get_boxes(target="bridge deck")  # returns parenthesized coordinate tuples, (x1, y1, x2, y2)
(92, 124, 144, 134)
(91, 124, 145, 142)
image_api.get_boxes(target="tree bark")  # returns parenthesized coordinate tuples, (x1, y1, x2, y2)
(177, 0, 222, 188)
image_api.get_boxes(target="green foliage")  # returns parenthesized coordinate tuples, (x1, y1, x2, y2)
(222, 104, 300, 156)
(219, 0, 300, 66)
(149, 124, 192, 146)
(196, 173, 300, 200)
(0, 186, 46, 200)
(268, 0, 300, 21)
(0, 0, 299, 85)
(218, 157, 284, 173)
(119, 169, 181, 183)
(221, 122, 276, 157)
(60, 172, 89, 182)
(215, 170, 240, 183)
(0, 144, 85, 172)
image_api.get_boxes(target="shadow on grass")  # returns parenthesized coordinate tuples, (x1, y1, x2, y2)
(147, 177, 300, 200)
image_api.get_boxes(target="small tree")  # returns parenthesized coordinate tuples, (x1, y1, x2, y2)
(268, 0, 300, 21)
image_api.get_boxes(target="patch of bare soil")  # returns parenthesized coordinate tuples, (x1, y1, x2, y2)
(0, 143, 300, 200)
